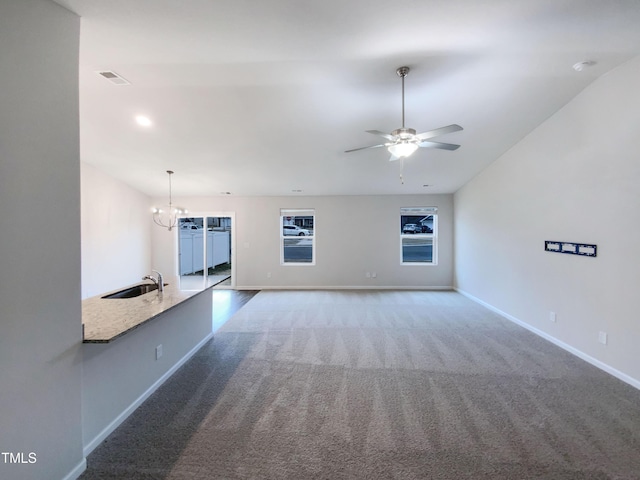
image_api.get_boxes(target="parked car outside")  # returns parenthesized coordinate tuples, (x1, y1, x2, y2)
(403, 223, 433, 234)
(283, 225, 310, 236)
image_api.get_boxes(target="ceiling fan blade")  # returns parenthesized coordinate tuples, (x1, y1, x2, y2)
(419, 140, 461, 151)
(366, 130, 395, 141)
(416, 124, 463, 141)
(344, 143, 388, 153)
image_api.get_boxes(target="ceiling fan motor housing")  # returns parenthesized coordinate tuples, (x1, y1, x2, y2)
(392, 127, 416, 140)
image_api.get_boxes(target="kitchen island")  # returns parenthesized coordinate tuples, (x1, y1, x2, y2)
(82, 281, 215, 455)
(82, 282, 213, 343)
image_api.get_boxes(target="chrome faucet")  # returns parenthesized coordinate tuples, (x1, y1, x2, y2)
(142, 270, 164, 293)
(153, 270, 164, 292)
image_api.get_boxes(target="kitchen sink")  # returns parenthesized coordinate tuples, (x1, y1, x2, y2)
(102, 283, 168, 299)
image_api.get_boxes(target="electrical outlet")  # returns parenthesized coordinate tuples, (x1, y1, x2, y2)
(156, 344, 163, 360)
(372, 272, 377, 278)
(366, 272, 371, 278)
(598, 332, 608, 345)
(549, 311, 557, 323)
(267, 272, 271, 278)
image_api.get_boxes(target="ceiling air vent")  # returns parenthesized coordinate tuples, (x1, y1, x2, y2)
(96, 70, 130, 85)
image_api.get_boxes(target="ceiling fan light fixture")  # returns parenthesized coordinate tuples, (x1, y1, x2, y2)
(388, 142, 419, 158)
(344, 65, 462, 169)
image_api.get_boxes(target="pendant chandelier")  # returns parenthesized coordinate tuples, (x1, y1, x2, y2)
(151, 170, 187, 231)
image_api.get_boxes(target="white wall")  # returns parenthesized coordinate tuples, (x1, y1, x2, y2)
(454, 56, 640, 387)
(151, 194, 454, 289)
(82, 292, 212, 455)
(81, 163, 152, 298)
(0, 1, 85, 479)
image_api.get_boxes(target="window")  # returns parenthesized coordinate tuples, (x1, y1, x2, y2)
(400, 207, 437, 264)
(280, 209, 315, 265)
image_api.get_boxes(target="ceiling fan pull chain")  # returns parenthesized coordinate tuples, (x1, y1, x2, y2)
(400, 158, 404, 184)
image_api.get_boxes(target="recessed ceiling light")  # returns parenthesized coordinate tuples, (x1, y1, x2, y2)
(135, 115, 152, 127)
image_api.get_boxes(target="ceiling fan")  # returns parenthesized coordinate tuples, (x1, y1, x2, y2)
(345, 66, 463, 161)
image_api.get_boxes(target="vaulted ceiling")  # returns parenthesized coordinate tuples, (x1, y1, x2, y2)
(54, 0, 640, 197)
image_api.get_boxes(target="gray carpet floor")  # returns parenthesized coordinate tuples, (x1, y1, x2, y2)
(81, 290, 640, 479)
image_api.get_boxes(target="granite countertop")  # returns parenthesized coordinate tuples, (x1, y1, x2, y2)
(82, 282, 213, 343)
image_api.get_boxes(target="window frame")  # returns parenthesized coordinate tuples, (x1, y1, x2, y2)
(280, 209, 316, 266)
(400, 207, 438, 266)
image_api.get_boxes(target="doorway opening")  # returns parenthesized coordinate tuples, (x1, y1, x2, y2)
(178, 215, 233, 290)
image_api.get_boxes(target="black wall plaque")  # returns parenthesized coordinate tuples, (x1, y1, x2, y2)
(545, 241, 597, 257)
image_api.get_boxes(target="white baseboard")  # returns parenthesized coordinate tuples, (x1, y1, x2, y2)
(83, 332, 214, 457)
(237, 285, 454, 291)
(456, 288, 640, 392)
(61, 457, 86, 480)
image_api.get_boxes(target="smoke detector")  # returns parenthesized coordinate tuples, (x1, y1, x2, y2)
(572, 61, 596, 72)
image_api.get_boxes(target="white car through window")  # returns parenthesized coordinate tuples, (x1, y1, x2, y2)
(283, 225, 310, 236)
